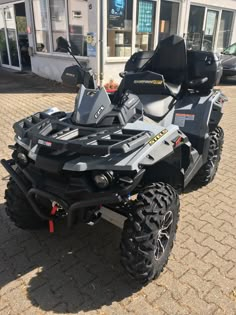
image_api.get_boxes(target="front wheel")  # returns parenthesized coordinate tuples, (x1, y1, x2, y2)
(120, 182, 179, 284)
(5, 177, 47, 230)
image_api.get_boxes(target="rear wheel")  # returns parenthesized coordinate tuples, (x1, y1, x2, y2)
(120, 182, 179, 284)
(194, 126, 224, 187)
(5, 177, 46, 230)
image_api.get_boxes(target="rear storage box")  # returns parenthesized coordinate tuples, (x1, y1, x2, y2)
(187, 51, 223, 90)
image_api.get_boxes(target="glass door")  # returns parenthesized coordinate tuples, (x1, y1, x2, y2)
(1, 5, 21, 70)
(216, 10, 234, 52)
(159, 0, 180, 42)
(186, 5, 205, 51)
(202, 9, 219, 51)
(0, 9, 10, 65)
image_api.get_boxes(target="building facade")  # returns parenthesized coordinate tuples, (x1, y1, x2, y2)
(1, 0, 236, 86)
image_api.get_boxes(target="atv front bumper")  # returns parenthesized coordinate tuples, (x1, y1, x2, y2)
(1, 159, 144, 227)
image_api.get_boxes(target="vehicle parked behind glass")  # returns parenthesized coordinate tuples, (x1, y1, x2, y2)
(221, 43, 236, 78)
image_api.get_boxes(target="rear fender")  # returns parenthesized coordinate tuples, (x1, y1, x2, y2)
(173, 90, 226, 154)
(209, 91, 227, 129)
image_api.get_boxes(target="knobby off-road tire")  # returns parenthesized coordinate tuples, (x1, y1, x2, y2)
(194, 126, 224, 187)
(120, 182, 179, 284)
(5, 177, 46, 229)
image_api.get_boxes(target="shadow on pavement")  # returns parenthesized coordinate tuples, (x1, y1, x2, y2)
(0, 202, 141, 313)
(0, 68, 76, 94)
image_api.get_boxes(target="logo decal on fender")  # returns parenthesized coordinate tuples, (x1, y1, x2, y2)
(149, 129, 168, 145)
(133, 80, 163, 85)
(94, 105, 105, 119)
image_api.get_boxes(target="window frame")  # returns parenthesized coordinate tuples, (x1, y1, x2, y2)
(31, 0, 89, 59)
(105, 0, 181, 63)
(106, 0, 137, 62)
(158, 0, 181, 42)
(185, 3, 235, 52)
(135, 0, 157, 53)
(216, 9, 235, 52)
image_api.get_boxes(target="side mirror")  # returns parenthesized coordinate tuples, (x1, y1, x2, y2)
(56, 37, 70, 52)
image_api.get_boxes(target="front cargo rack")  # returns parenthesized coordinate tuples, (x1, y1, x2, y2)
(14, 112, 153, 156)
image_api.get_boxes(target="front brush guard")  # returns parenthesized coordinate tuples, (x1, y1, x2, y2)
(1, 159, 144, 227)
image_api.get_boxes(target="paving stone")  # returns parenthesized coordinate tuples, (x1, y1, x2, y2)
(224, 248, 236, 263)
(201, 236, 231, 256)
(203, 250, 234, 274)
(205, 287, 236, 315)
(152, 291, 191, 315)
(180, 269, 214, 299)
(204, 267, 235, 295)
(178, 287, 217, 315)
(182, 252, 212, 277)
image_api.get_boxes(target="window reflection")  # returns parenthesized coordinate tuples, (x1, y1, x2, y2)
(4, 7, 19, 67)
(33, 0, 50, 52)
(68, 0, 88, 56)
(136, 0, 156, 52)
(217, 10, 233, 52)
(107, 0, 133, 57)
(49, 0, 67, 52)
(159, 0, 179, 41)
(0, 10, 9, 64)
(186, 5, 205, 51)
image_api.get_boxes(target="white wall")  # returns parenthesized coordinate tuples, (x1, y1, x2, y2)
(31, 54, 88, 81)
(104, 62, 126, 84)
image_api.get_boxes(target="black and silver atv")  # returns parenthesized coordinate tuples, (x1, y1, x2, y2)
(1, 35, 226, 284)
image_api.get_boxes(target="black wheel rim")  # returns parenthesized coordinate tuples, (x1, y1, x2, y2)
(154, 211, 173, 260)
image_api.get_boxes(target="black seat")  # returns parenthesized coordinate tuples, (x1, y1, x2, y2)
(135, 36, 187, 119)
(142, 35, 187, 93)
(138, 94, 175, 120)
(113, 35, 187, 119)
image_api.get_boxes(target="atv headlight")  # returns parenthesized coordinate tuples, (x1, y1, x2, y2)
(93, 172, 113, 189)
(17, 152, 28, 165)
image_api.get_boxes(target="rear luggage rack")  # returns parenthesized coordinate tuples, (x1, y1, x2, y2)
(14, 113, 153, 156)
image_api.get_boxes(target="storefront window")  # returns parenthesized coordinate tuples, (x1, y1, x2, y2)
(159, 0, 179, 41)
(4, 7, 19, 67)
(187, 5, 221, 52)
(217, 10, 233, 52)
(107, 0, 133, 57)
(186, 5, 205, 51)
(202, 10, 219, 51)
(0, 10, 9, 64)
(49, 0, 67, 52)
(68, 0, 88, 56)
(136, 0, 156, 52)
(32, 0, 50, 52)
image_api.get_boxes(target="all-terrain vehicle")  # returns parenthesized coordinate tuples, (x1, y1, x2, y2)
(1, 35, 227, 284)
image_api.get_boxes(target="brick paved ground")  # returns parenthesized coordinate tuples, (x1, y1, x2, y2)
(0, 68, 235, 315)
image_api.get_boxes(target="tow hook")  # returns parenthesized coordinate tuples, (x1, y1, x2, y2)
(49, 203, 59, 233)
